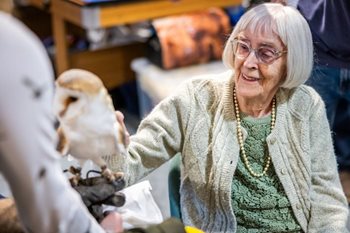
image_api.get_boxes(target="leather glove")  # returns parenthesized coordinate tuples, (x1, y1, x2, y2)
(73, 174, 126, 222)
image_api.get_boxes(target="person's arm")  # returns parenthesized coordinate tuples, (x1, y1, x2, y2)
(0, 13, 106, 233)
(111, 80, 193, 186)
(307, 94, 349, 232)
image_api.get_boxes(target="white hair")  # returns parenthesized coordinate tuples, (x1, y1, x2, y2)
(222, 3, 313, 89)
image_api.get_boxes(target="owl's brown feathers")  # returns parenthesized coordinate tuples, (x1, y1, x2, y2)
(56, 69, 103, 95)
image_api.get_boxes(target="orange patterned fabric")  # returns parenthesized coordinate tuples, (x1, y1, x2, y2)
(152, 8, 231, 69)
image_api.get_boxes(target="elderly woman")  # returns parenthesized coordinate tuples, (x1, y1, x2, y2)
(114, 3, 349, 232)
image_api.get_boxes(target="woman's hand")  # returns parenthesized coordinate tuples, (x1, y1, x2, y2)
(116, 111, 130, 146)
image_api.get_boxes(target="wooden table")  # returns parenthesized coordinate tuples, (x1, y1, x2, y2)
(48, 0, 241, 88)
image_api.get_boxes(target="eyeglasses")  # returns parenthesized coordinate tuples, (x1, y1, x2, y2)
(231, 38, 287, 65)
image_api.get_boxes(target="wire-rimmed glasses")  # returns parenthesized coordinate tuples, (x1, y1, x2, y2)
(231, 37, 287, 65)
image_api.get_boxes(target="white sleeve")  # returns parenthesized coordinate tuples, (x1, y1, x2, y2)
(0, 13, 105, 233)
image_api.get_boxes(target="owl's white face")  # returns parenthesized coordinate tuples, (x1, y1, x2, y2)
(54, 69, 106, 124)
(53, 87, 89, 122)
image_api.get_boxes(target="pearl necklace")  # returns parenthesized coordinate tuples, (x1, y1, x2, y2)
(233, 88, 276, 177)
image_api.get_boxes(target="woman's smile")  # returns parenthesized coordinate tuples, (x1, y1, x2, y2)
(241, 73, 261, 82)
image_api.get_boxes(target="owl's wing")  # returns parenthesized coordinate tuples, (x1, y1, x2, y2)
(56, 126, 69, 156)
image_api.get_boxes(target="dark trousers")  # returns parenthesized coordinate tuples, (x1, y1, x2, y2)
(306, 66, 350, 171)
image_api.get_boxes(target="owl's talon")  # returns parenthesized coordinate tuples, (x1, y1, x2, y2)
(114, 172, 124, 180)
(67, 166, 82, 186)
(69, 175, 80, 187)
(101, 168, 124, 183)
(68, 166, 82, 176)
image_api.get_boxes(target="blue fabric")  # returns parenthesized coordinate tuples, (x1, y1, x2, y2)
(0, 194, 6, 199)
(306, 66, 350, 170)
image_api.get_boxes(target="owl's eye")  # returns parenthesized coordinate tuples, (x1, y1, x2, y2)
(59, 96, 79, 118)
(64, 96, 78, 109)
(68, 96, 78, 103)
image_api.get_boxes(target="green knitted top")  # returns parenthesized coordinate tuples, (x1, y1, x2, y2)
(232, 114, 302, 233)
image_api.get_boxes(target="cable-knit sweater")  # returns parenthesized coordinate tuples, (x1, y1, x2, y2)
(113, 71, 349, 233)
(232, 115, 301, 232)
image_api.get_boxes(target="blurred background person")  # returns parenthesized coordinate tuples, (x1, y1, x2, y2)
(0, 1, 122, 232)
(297, 0, 350, 204)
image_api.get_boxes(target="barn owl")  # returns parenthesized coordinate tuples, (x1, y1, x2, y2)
(54, 69, 126, 183)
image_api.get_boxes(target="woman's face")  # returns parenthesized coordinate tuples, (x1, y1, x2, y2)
(233, 29, 287, 102)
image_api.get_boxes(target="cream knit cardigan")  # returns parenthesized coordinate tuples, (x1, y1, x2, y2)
(114, 71, 349, 233)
